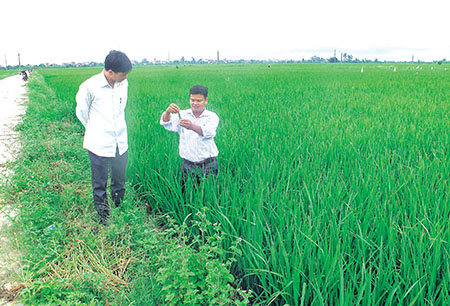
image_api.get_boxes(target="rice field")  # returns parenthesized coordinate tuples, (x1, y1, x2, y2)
(40, 63, 450, 305)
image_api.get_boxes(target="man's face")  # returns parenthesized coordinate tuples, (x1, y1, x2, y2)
(107, 70, 128, 83)
(190, 94, 208, 113)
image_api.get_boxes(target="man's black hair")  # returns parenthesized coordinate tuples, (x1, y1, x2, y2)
(190, 84, 208, 98)
(104, 50, 132, 73)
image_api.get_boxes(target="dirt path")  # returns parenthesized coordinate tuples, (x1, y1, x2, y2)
(0, 74, 27, 306)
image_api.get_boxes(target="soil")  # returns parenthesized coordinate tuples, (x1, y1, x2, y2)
(0, 74, 27, 306)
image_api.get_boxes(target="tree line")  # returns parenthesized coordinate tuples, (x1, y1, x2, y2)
(1, 56, 447, 70)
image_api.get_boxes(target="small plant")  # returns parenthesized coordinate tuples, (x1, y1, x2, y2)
(156, 208, 251, 306)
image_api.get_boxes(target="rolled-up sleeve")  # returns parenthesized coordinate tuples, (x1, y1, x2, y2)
(160, 112, 181, 133)
(200, 113, 219, 138)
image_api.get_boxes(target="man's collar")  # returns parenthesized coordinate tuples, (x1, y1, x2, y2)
(187, 109, 208, 118)
(99, 71, 111, 88)
(99, 71, 124, 88)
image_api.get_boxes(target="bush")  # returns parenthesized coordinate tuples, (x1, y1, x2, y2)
(156, 208, 251, 306)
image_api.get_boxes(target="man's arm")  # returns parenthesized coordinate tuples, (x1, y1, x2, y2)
(162, 103, 180, 122)
(179, 113, 219, 137)
(199, 113, 219, 138)
(179, 119, 203, 136)
(75, 85, 92, 127)
(160, 104, 181, 133)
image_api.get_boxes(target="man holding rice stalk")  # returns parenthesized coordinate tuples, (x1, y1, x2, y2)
(161, 85, 219, 186)
(75, 50, 132, 226)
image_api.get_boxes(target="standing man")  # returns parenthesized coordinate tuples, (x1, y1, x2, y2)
(76, 50, 132, 226)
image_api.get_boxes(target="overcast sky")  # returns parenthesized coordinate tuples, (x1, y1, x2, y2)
(1, 0, 449, 66)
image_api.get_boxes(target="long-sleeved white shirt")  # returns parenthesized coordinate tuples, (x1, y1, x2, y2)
(75, 71, 128, 157)
(160, 109, 219, 163)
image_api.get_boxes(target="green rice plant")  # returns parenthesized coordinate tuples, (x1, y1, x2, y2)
(125, 63, 450, 305)
(32, 63, 450, 305)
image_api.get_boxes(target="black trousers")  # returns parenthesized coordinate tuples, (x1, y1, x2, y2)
(88, 148, 128, 219)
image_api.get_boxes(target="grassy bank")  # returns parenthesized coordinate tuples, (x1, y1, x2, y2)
(0, 70, 18, 80)
(1, 72, 248, 305)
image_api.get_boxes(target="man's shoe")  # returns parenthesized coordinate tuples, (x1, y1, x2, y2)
(99, 216, 109, 226)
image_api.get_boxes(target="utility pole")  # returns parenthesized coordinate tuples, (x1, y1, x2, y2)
(4, 54, 7, 69)
(217, 50, 219, 64)
(18, 52, 21, 69)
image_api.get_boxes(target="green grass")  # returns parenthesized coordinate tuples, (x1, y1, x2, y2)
(2, 72, 140, 305)
(18, 63, 450, 305)
(0, 70, 19, 80)
(2, 70, 248, 305)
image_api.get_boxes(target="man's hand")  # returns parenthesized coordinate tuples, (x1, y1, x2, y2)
(179, 119, 203, 136)
(179, 119, 193, 129)
(166, 103, 180, 114)
(163, 104, 180, 122)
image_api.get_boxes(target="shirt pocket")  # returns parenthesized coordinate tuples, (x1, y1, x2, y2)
(118, 88, 127, 114)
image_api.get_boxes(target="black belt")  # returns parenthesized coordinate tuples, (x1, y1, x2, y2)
(183, 157, 216, 166)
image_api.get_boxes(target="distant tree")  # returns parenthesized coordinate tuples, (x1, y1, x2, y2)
(311, 56, 326, 63)
(329, 57, 339, 63)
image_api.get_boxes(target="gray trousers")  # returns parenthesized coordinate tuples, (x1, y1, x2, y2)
(88, 148, 128, 219)
(181, 157, 218, 189)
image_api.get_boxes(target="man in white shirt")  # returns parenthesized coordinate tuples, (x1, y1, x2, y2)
(76, 50, 132, 225)
(160, 85, 219, 184)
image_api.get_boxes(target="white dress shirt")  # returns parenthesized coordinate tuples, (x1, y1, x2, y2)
(160, 109, 219, 163)
(76, 71, 128, 157)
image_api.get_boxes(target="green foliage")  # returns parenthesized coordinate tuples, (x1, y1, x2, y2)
(125, 64, 450, 305)
(20, 277, 108, 306)
(155, 209, 251, 306)
(3, 73, 134, 305)
(8, 64, 449, 305)
(0, 70, 17, 80)
(3, 70, 250, 305)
